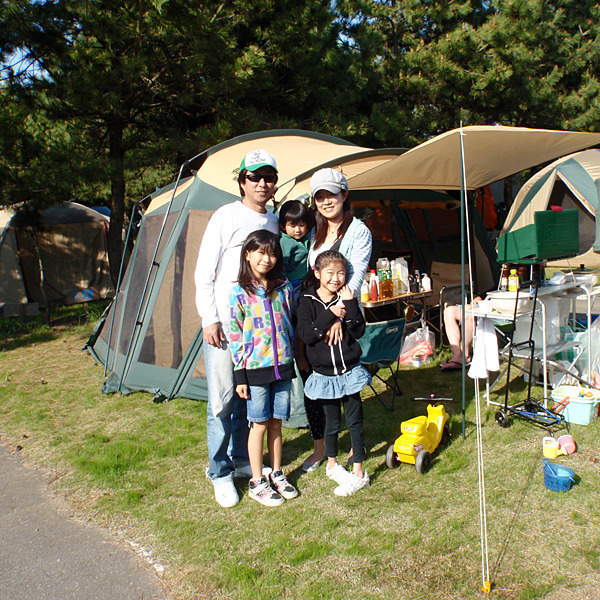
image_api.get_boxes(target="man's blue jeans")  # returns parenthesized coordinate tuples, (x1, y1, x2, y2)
(203, 341, 250, 481)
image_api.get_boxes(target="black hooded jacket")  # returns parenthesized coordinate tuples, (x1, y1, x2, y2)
(296, 287, 366, 376)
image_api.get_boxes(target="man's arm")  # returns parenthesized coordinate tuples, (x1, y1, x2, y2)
(195, 212, 222, 330)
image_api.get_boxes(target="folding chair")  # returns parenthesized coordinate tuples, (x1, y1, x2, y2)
(427, 261, 469, 345)
(359, 317, 406, 411)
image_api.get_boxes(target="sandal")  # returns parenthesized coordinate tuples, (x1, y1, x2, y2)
(440, 360, 463, 371)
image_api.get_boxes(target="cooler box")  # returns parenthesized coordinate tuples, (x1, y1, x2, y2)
(497, 209, 579, 262)
(551, 385, 600, 425)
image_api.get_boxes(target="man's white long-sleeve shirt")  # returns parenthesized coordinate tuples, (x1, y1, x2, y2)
(194, 200, 279, 333)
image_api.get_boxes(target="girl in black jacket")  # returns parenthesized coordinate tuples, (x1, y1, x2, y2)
(296, 251, 371, 496)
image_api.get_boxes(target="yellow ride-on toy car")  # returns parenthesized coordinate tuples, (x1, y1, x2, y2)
(386, 400, 451, 474)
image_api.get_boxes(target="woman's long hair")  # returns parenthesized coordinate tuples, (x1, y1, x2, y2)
(312, 192, 354, 249)
(237, 229, 284, 295)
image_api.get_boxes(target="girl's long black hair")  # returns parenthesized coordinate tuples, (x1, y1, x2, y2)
(237, 229, 284, 295)
(302, 250, 348, 291)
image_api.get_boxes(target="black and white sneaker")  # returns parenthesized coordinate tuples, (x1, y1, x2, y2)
(269, 470, 298, 500)
(248, 476, 284, 507)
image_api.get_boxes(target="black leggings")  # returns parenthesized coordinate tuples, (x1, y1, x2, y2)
(304, 397, 325, 440)
(321, 392, 367, 463)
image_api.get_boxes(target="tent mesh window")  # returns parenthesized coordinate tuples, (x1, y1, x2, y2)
(139, 212, 203, 370)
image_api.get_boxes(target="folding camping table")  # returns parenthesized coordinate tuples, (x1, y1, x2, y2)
(362, 289, 432, 325)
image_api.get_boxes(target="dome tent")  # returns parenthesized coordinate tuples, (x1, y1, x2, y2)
(500, 148, 600, 267)
(0, 202, 114, 313)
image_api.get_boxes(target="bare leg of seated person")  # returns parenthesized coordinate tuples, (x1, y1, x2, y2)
(441, 304, 475, 370)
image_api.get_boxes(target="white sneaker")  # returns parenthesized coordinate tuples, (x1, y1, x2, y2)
(334, 470, 370, 497)
(326, 463, 352, 485)
(211, 476, 239, 508)
(248, 476, 284, 507)
(269, 469, 298, 500)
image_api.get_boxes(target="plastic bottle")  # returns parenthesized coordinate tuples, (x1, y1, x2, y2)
(500, 264, 509, 291)
(369, 269, 379, 301)
(360, 279, 370, 304)
(377, 257, 393, 299)
(390, 260, 401, 296)
(508, 268, 519, 292)
(421, 273, 432, 291)
(409, 273, 419, 293)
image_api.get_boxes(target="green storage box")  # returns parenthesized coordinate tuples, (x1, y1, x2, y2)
(497, 209, 579, 262)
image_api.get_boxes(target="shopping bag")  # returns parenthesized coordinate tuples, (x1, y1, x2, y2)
(399, 326, 435, 365)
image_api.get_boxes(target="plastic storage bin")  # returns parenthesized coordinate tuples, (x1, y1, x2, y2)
(551, 385, 600, 425)
(497, 209, 579, 262)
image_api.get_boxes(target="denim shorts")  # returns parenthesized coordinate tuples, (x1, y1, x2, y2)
(247, 379, 292, 423)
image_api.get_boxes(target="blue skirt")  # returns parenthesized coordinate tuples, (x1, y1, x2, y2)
(304, 364, 372, 400)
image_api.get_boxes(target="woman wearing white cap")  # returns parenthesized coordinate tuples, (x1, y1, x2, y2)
(300, 168, 372, 472)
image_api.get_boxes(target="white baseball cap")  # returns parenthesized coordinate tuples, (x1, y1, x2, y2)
(240, 149, 278, 173)
(310, 168, 348, 195)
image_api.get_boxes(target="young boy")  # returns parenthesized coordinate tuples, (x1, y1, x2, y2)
(278, 200, 314, 302)
(279, 200, 314, 375)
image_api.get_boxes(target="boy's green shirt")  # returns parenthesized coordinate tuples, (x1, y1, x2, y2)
(280, 232, 311, 281)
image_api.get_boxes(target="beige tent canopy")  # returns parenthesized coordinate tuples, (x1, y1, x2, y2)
(347, 125, 600, 191)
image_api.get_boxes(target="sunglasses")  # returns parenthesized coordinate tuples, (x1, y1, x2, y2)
(245, 172, 277, 183)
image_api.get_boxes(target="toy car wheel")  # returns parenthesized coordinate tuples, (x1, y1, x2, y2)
(415, 450, 431, 474)
(495, 410, 510, 428)
(441, 423, 451, 446)
(386, 444, 399, 469)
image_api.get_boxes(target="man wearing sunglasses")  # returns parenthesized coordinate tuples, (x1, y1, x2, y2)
(195, 149, 280, 508)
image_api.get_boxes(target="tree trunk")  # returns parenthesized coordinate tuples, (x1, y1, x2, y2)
(503, 175, 513, 211)
(107, 120, 125, 287)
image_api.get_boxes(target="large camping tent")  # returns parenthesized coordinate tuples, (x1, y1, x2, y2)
(500, 149, 600, 267)
(88, 126, 600, 402)
(0, 202, 114, 310)
(88, 130, 391, 401)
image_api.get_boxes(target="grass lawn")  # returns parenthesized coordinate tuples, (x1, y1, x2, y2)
(1, 302, 600, 600)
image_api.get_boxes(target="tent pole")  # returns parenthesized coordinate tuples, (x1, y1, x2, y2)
(103, 200, 145, 377)
(460, 125, 467, 439)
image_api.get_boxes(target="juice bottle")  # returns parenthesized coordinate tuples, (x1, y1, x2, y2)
(360, 279, 370, 303)
(377, 258, 393, 299)
(508, 269, 519, 292)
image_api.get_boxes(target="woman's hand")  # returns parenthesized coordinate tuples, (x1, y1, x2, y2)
(324, 320, 343, 346)
(339, 285, 354, 301)
(236, 384, 249, 399)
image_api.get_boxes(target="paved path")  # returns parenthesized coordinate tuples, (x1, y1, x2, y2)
(0, 443, 170, 600)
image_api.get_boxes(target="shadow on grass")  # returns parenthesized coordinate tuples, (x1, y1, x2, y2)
(0, 329, 59, 352)
(0, 299, 110, 351)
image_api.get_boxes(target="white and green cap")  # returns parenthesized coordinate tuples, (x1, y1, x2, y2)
(240, 149, 278, 173)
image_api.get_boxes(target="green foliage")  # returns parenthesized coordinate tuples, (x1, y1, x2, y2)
(3, 0, 600, 267)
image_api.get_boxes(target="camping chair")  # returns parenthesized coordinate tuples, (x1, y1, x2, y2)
(359, 317, 406, 411)
(427, 261, 470, 347)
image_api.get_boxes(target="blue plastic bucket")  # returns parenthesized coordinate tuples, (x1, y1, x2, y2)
(543, 459, 575, 492)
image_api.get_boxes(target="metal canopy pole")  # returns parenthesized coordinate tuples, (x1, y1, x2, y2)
(460, 125, 467, 439)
